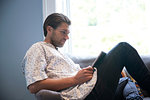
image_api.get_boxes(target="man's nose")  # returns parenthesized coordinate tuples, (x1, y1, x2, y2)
(65, 35, 69, 40)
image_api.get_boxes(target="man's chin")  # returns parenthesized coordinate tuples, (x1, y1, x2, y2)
(57, 44, 64, 48)
(54, 42, 65, 48)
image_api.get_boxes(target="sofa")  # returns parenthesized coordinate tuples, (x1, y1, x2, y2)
(35, 55, 150, 100)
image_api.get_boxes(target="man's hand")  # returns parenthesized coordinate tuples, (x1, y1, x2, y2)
(73, 66, 94, 85)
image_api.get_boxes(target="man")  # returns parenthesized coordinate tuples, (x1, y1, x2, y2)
(22, 13, 150, 100)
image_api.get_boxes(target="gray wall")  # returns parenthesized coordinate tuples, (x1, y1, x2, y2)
(0, 0, 43, 100)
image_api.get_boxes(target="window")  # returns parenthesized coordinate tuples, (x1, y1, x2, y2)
(43, 0, 150, 56)
(69, 0, 150, 56)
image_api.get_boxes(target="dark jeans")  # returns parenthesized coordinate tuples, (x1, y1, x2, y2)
(85, 42, 150, 100)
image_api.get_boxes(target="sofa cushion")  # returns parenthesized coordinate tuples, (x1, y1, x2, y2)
(141, 55, 150, 71)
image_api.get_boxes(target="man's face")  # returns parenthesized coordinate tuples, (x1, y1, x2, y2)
(50, 22, 70, 47)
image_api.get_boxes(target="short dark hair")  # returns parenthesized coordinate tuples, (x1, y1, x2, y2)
(43, 13, 71, 37)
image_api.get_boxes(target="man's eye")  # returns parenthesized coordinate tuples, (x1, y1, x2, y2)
(61, 31, 66, 34)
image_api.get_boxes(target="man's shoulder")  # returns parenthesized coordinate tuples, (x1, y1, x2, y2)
(26, 41, 44, 53)
(32, 41, 43, 46)
(29, 41, 44, 49)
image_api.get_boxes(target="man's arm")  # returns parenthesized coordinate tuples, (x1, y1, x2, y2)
(28, 66, 94, 94)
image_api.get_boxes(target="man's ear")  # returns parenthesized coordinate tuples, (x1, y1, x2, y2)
(46, 26, 53, 33)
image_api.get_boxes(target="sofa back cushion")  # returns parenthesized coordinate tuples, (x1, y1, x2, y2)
(141, 55, 150, 71)
(70, 55, 150, 70)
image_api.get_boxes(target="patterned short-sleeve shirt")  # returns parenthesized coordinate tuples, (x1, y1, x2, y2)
(22, 41, 97, 100)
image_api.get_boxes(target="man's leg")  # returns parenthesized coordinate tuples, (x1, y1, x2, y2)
(86, 42, 150, 100)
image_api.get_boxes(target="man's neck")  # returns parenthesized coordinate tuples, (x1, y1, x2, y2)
(44, 38, 50, 43)
(43, 39, 58, 50)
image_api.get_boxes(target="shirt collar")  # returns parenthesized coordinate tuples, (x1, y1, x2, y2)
(42, 41, 58, 50)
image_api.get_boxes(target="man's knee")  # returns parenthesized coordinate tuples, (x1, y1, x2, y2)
(117, 42, 137, 54)
(118, 42, 129, 47)
(117, 42, 132, 49)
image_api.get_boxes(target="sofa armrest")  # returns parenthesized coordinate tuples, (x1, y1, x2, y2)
(35, 89, 62, 100)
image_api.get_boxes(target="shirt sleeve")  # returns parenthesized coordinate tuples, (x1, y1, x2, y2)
(23, 43, 48, 87)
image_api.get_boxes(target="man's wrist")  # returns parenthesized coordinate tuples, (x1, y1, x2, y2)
(71, 76, 79, 85)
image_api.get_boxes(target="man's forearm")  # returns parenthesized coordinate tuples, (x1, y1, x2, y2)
(28, 67, 94, 94)
(28, 76, 77, 94)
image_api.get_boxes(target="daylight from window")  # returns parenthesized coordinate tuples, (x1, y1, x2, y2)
(69, 0, 150, 56)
